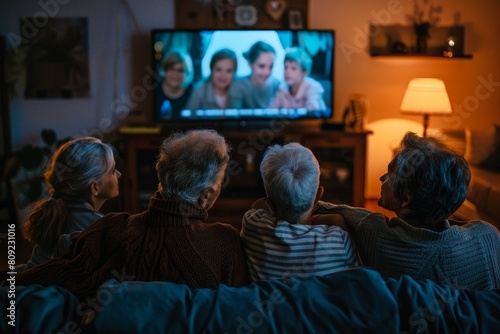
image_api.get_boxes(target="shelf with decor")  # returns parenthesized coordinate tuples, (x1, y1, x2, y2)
(369, 24, 472, 59)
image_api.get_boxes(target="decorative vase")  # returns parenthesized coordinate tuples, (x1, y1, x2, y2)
(414, 23, 431, 54)
(342, 94, 367, 132)
(416, 36, 428, 54)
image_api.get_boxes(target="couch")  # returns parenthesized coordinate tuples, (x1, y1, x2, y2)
(1, 268, 499, 333)
(438, 127, 500, 230)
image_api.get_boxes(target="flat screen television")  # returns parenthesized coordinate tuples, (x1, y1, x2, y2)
(151, 29, 335, 127)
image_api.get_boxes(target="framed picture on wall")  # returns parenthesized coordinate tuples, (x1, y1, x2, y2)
(21, 17, 90, 98)
(288, 9, 304, 29)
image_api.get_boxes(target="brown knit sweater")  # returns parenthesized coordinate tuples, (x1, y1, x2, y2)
(16, 193, 250, 300)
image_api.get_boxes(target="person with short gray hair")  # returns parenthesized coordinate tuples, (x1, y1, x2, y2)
(16, 129, 249, 300)
(156, 129, 229, 204)
(315, 131, 500, 290)
(240, 142, 357, 281)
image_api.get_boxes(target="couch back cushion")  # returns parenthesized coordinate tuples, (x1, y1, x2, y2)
(83, 269, 399, 333)
(464, 127, 495, 164)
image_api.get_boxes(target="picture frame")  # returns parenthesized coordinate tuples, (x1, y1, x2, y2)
(288, 9, 304, 29)
(175, 0, 308, 29)
(21, 17, 90, 98)
(234, 5, 258, 27)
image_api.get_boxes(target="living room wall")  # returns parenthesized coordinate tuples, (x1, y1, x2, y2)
(1, 0, 499, 198)
(312, 0, 500, 197)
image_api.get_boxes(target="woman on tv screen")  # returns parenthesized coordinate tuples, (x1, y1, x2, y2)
(156, 51, 194, 119)
(235, 41, 281, 109)
(186, 48, 242, 111)
(152, 29, 334, 121)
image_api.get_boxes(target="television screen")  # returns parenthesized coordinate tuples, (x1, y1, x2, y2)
(151, 29, 334, 124)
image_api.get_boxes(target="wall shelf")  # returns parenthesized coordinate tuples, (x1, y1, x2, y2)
(370, 53, 473, 59)
(369, 24, 472, 59)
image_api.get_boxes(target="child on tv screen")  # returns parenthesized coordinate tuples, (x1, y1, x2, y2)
(270, 47, 327, 116)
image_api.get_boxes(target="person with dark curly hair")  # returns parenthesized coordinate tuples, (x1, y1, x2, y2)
(315, 132, 500, 290)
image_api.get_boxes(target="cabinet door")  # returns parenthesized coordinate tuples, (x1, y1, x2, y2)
(220, 135, 284, 200)
(303, 133, 367, 207)
(123, 136, 163, 213)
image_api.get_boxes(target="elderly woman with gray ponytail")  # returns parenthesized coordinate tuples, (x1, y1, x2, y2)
(18, 137, 121, 271)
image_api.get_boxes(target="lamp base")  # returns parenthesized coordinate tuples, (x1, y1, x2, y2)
(422, 114, 429, 138)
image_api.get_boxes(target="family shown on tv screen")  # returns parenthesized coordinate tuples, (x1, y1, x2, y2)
(153, 30, 334, 121)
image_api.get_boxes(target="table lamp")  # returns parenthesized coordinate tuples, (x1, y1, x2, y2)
(400, 78, 452, 137)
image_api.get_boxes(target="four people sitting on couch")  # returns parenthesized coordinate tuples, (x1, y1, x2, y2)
(10, 130, 500, 300)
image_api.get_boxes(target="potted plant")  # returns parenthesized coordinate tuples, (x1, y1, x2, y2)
(7, 129, 69, 215)
(407, 0, 443, 54)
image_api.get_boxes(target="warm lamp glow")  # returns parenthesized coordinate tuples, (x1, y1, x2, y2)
(400, 78, 452, 137)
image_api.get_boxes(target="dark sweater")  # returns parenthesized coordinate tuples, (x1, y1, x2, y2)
(16, 193, 249, 300)
(314, 201, 500, 290)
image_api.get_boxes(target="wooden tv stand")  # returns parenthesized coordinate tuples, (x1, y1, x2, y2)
(119, 123, 371, 229)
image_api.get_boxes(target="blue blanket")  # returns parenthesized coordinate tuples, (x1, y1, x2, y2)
(84, 268, 398, 333)
(0, 283, 80, 334)
(386, 275, 500, 333)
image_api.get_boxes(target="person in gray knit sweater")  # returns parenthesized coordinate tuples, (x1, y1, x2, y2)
(315, 131, 500, 290)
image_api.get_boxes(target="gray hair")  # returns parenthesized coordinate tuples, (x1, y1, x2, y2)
(156, 129, 230, 202)
(46, 137, 116, 200)
(260, 142, 320, 223)
(392, 132, 471, 225)
(23, 137, 116, 247)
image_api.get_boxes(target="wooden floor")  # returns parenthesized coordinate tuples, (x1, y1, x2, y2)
(0, 198, 394, 272)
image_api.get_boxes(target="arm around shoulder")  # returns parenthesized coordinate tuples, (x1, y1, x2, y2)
(311, 214, 350, 232)
(313, 201, 373, 230)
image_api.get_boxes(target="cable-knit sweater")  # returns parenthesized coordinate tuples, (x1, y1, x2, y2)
(313, 201, 500, 290)
(15, 193, 249, 300)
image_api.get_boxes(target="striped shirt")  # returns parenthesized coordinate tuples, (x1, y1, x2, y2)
(240, 208, 358, 281)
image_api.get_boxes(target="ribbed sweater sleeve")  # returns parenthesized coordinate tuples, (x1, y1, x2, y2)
(313, 201, 373, 230)
(311, 201, 500, 289)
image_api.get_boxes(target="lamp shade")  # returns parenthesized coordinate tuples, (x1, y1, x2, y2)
(400, 78, 452, 115)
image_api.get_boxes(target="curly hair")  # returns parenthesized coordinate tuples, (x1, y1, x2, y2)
(156, 129, 230, 202)
(391, 132, 471, 226)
